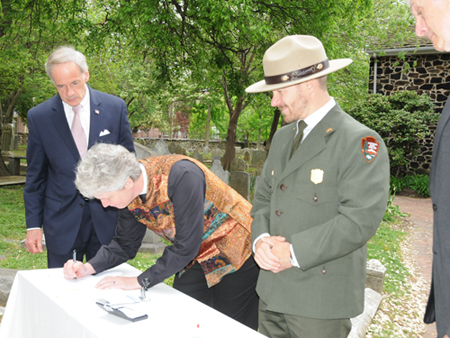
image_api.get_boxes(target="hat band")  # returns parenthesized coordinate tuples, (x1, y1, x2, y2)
(264, 59, 330, 85)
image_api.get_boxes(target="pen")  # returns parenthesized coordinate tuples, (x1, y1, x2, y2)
(73, 249, 77, 280)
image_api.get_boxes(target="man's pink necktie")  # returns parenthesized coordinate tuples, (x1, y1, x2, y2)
(71, 105, 87, 158)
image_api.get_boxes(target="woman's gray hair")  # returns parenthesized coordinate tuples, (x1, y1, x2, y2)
(45, 46, 88, 80)
(75, 143, 141, 199)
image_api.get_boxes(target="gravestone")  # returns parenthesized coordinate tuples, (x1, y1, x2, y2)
(0, 268, 18, 306)
(230, 158, 245, 172)
(168, 142, 178, 154)
(134, 142, 158, 159)
(203, 146, 210, 155)
(211, 148, 223, 158)
(229, 171, 250, 201)
(210, 159, 229, 184)
(243, 151, 251, 162)
(365, 259, 386, 294)
(191, 149, 204, 163)
(152, 139, 170, 155)
(139, 231, 166, 254)
(171, 143, 185, 155)
(251, 150, 266, 166)
(1, 124, 14, 156)
(257, 163, 264, 177)
(235, 147, 241, 155)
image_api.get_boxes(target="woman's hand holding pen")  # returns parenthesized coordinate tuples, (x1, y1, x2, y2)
(63, 260, 96, 280)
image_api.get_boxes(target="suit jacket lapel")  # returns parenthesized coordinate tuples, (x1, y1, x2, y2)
(279, 104, 342, 180)
(88, 86, 104, 148)
(281, 123, 298, 167)
(50, 95, 80, 159)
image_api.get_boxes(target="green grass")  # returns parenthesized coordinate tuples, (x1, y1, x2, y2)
(368, 220, 409, 296)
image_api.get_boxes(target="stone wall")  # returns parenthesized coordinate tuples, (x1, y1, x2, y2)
(369, 53, 450, 174)
(134, 138, 260, 153)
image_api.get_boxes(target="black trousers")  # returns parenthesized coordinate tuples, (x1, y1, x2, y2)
(47, 205, 101, 268)
(173, 256, 259, 330)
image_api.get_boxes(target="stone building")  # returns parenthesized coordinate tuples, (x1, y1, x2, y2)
(368, 37, 450, 174)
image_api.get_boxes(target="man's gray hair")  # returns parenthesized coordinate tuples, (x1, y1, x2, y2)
(45, 46, 88, 80)
(75, 143, 141, 199)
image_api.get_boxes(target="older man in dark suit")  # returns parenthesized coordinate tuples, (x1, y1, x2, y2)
(24, 46, 134, 268)
(246, 35, 390, 337)
(409, 1, 450, 337)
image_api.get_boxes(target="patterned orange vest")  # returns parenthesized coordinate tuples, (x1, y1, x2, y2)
(127, 155, 252, 287)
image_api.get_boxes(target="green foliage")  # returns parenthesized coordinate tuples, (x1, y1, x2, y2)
(390, 176, 408, 194)
(406, 174, 430, 197)
(390, 174, 430, 197)
(347, 91, 438, 176)
(383, 191, 409, 223)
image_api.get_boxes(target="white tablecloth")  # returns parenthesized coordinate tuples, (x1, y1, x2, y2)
(0, 263, 264, 338)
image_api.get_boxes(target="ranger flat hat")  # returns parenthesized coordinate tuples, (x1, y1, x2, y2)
(246, 35, 352, 93)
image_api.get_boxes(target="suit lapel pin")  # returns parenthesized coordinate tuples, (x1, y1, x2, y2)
(326, 128, 332, 133)
(95, 109, 100, 115)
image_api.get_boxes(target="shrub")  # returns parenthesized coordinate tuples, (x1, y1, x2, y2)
(347, 91, 438, 176)
(389, 174, 430, 197)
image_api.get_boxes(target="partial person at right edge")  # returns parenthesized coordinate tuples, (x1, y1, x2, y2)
(409, 1, 450, 337)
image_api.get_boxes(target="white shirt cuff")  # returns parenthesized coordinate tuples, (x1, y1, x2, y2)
(252, 233, 270, 253)
(289, 244, 300, 268)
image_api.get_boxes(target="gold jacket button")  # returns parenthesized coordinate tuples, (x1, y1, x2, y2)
(313, 196, 318, 202)
(276, 210, 282, 216)
(321, 269, 326, 274)
(280, 184, 286, 191)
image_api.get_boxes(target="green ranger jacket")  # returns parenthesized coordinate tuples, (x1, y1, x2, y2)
(251, 103, 390, 319)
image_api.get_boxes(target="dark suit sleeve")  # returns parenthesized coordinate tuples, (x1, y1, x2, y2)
(88, 160, 205, 288)
(116, 99, 135, 153)
(23, 111, 48, 229)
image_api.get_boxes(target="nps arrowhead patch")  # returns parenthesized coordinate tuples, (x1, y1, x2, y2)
(361, 136, 379, 163)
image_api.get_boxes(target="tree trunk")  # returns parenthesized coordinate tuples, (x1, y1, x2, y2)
(222, 99, 244, 171)
(265, 108, 282, 153)
(205, 104, 211, 147)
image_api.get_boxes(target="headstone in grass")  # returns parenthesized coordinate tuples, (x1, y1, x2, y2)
(229, 171, 250, 201)
(210, 159, 229, 184)
(152, 139, 170, 155)
(365, 259, 386, 294)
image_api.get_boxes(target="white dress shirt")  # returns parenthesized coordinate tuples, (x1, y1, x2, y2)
(63, 85, 91, 145)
